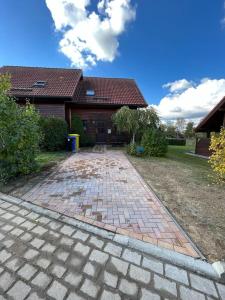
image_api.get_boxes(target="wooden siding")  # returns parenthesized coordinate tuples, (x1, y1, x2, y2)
(35, 104, 65, 119)
(195, 138, 211, 157)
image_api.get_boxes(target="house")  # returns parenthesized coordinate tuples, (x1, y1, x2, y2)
(195, 96, 225, 156)
(0, 66, 147, 144)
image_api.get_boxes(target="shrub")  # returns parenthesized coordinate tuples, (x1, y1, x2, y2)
(0, 74, 41, 183)
(209, 128, 225, 183)
(40, 117, 68, 151)
(141, 128, 168, 157)
(127, 142, 137, 156)
(70, 114, 89, 146)
(166, 138, 186, 146)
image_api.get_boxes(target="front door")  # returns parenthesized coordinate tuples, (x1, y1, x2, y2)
(96, 120, 107, 144)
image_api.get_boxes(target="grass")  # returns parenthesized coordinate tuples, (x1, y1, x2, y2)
(36, 151, 69, 169)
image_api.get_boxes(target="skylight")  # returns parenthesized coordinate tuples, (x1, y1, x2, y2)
(33, 81, 47, 88)
(86, 89, 95, 96)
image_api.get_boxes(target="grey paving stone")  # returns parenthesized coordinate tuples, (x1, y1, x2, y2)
(142, 256, 163, 275)
(66, 292, 84, 300)
(50, 264, 66, 278)
(0, 271, 15, 292)
(101, 290, 121, 300)
(30, 238, 45, 249)
(110, 257, 129, 276)
(49, 230, 60, 239)
(2, 224, 14, 232)
(64, 271, 82, 287)
(165, 264, 189, 285)
(0, 249, 11, 263)
(180, 285, 206, 300)
(89, 236, 104, 249)
(216, 283, 225, 299)
(104, 242, 122, 257)
(154, 274, 177, 297)
(56, 250, 69, 262)
(8, 205, 20, 212)
(41, 243, 56, 253)
(36, 257, 51, 269)
(103, 271, 118, 288)
(60, 236, 74, 247)
(11, 228, 24, 237)
(31, 272, 52, 289)
(20, 232, 33, 242)
(26, 292, 45, 300)
(2, 212, 14, 220)
(6, 257, 24, 272)
(0, 232, 5, 240)
(47, 280, 67, 300)
(122, 249, 141, 265)
(60, 225, 75, 236)
(48, 221, 61, 230)
(190, 273, 218, 298)
(119, 279, 138, 296)
(27, 212, 39, 220)
(0, 267, 3, 275)
(21, 220, 36, 230)
(129, 264, 151, 284)
(74, 242, 90, 257)
(7, 280, 31, 300)
(70, 257, 84, 269)
(89, 249, 109, 265)
(37, 216, 50, 225)
(83, 261, 97, 277)
(12, 216, 25, 225)
(24, 248, 39, 260)
(141, 288, 160, 300)
(17, 263, 37, 280)
(17, 208, 29, 216)
(81, 278, 100, 298)
(73, 230, 89, 241)
(2, 239, 14, 248)
(32, 225, 48, 236)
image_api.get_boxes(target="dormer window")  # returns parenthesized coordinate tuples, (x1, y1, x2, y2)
(86, 89, 95, 96)
(33, 81, 47, 88)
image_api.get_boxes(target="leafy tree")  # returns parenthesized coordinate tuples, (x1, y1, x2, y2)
(0, 74, 41, 183)
(185, 121, 195, 138)
(175, 118, 186, 137)
(209, 128, 225, 183)
(165, 124, 177, 138)
(141, 128, 168, 157)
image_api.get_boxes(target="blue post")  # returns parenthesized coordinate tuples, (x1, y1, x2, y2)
(67, 136, 76, 153)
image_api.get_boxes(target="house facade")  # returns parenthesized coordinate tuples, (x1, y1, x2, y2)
(0, 66, 147, 144)
(195, 96, 225, 156)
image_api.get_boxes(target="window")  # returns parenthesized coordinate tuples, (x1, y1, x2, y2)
(33, 81, 47, 88)
(86, 89, 95, 96)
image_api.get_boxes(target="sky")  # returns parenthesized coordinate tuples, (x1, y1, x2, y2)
(0, 0, 225, 122)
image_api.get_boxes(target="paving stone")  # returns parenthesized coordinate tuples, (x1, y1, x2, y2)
(32, 225, 48, 236)
(0, 271, 15, 292)
(0, 232, 5, 240)
(26, 292, 45, 300)
(41, 243, 56, 253)
(122, 249, 141, 265)
(24, 248, 39, 260)
(60, 225, 75, 236)
(154, 274, 177, 297)
(56, 250, 70, 262)
(12, 216, 25, 225)
(119, 279, 138, 296)
(47, 280, 67, 300)
(7, 280, 31, 300)
(2, 212, 14, 220)
(165, 264, 189, 285)
(129, 264, 151, 284)
(74, 242, 90, 256)
(6, 257, 24, 272)
(60, 236, 74, 247)
(36, 257, 51, 269)
(81, 278, 100, 298)
(21, 220, 36, 230)
(49, 230, 60, 239)
(142, 256, 164, 275)
(51, 264, 66, 278)
(18, 263, 38, 280)
(89, 249, 109, 265)
(66, 292, 84, 300)
(141, 289, 160, 300)
(48, 221, 61, 230)
(190, 273, 218, 298)
(8, 205, 20, 212)
(103, 271, 118, 288)
(18, 209, 29, 216)
(104, 242, 122, 257)
(89, 236, 104, 249)
(70, 257, 83, 269)
(216, 283, 225, 299)
(0, 267, 3, 275)
(37, 216, 50, 225)
(31, 272, 52, 289)
(2, 224, 14, 232)
(83, 261, 97, 277)
(30, 238, 45, 249)
(0, 249, 11, 263)
(20, 232, 33, 242)
(110, 257, 129, 275)
(27, 212, 39, 220)
(64, 271, 82, 287)
(0, 202, 12, 209)
(2, 239, 14, 248)
(180, 285, 206, 300)
(101, 290, 121, 300)
(73, 230, 89, 241)
(11, 228, 24, 237)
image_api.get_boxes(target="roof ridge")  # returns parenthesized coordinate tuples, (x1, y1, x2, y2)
(84, 76, 135, 81)
(1, 65, 82, 72)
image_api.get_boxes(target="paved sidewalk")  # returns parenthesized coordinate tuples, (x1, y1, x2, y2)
(22, 150, 198, 257)
(0, 196, 225, 300)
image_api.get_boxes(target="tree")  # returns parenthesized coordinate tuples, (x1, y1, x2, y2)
(209, 128, 225, 183)
(175, 118, 186, 137)
(165, 124, 177, 138)
(185, 121, 195, 138)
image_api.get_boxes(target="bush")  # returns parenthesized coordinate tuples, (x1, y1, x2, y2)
(209, 128, 225, 183)
(127, 142, 137, 156)
(70, 114, 89, 146)
(0, 74, 41, 183)
(166, 138, 186, 146)
(40, 117, 68, 151)
(141, 128, 168, 157)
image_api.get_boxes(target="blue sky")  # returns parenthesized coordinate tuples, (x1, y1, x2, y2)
(1, 0, 225, 121)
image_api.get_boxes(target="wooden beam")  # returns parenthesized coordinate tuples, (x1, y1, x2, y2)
(223, 113, 225, 127)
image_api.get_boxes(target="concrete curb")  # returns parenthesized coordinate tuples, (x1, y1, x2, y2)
(0, 192, 223, 283)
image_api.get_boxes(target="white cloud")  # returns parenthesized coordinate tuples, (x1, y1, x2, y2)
(45, 0, 136, 68)
(162, 79, 193, 93)
(153, 78, 225, 122)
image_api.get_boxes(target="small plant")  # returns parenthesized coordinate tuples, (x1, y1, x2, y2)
(141, 128, 168, 157)
(127, 142, 137, 156)
(209, 128, 225, 183)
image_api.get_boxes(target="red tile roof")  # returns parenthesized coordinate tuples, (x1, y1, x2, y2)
(0, 66, 82, 98)
(74, 77, 147, 107)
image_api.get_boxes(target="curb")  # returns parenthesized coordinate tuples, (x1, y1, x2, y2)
(0, 192, 223, 283)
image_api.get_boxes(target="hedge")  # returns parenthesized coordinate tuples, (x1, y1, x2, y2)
(166, 138, 186, 146)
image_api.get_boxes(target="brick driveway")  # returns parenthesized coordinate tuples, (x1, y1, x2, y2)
(23, 150, 198, 257)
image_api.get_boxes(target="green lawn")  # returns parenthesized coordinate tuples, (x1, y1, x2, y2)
(36, 151, 69, 169)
